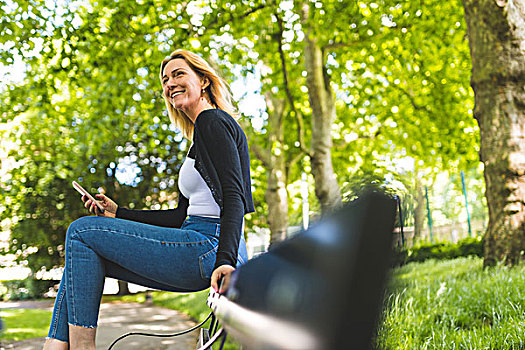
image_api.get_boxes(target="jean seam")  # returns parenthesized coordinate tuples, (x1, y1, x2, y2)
(199, 245, 218, 279)
(67, 231, 99, 328)
(74, 228, 210, 245)
(49, 281, 65, 338)
(68, 231, 77, 325)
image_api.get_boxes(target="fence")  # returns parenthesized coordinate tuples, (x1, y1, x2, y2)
(393, 219, 486, 247)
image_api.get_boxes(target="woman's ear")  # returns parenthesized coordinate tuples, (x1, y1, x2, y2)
(201, 77, 210, 90)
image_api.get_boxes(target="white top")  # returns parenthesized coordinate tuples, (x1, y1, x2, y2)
(178, 156, 221, 218)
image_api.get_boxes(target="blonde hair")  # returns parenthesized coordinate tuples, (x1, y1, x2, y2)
(159, 50, 237, 140)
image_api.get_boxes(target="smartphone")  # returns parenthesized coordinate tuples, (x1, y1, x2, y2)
(72, 181, 105, 213)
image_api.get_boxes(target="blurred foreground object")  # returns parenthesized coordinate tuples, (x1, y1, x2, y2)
(208, 191, 396, 349)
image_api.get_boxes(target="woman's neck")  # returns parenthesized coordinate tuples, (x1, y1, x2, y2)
(185, 100, 214, 123)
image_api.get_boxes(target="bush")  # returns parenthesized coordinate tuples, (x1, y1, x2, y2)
(392, 236, 483, 266)
(456, 236, 483, 257)
(0, 278, 59, 301)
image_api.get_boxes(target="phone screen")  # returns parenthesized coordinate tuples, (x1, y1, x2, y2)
(72, 181, 105, 212)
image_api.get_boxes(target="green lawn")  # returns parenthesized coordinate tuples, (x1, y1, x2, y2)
(0, 308, 51, 341)
(376, 257, 525, 349)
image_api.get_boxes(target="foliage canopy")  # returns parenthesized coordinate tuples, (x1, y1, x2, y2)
(0, 0, 482, 273)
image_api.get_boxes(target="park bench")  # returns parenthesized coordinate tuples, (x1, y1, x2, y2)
(108, 191, 396, 349)
(200, 191, 396, 350)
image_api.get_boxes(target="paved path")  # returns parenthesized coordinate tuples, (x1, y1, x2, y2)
(0, 300, 200, 350)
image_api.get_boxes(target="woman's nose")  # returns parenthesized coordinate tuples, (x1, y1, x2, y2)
(165, 79, 176, 93)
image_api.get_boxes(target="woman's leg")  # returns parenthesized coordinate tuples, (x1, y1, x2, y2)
(45, 274, 69, 347)
(42, 339, 68, 350)
(45, 215, 220, 348)
(69, 325, 97, 350)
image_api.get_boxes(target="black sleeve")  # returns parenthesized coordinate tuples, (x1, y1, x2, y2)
(197, 115, 245, 269)
(115, 193, 189, 228)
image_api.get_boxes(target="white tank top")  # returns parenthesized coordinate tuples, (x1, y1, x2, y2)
(178, 156, 221, 218)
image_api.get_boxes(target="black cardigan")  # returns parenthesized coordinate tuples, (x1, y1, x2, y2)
(116, 109, 254, 270)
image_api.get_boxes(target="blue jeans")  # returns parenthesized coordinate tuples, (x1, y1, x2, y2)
(47, 215, 247, 342)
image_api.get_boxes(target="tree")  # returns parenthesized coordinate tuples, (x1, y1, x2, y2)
(298, 1, 342, 214)
(462, 0, 525, 265)
(255, 94, 292, 245)
(0, 0, 191, 293)
(192, 0, 307, 244)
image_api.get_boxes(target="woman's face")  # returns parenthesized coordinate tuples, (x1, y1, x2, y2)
(162, 58, 206, 114)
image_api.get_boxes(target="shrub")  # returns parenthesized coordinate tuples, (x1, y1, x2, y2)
(392, 236, 483, 266)
(0, 278, 59, 301)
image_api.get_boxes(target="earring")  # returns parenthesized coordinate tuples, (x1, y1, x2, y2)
(201, 88, 205, 95)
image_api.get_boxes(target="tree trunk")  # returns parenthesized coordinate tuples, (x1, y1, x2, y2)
(462, 0, 525, 266)
(413, 174, 426, 244)
(265, 97, 289, 246)
(300, 3, 342, 215)
(117, 280, 131, 295)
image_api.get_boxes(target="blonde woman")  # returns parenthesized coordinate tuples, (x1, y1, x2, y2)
(44, 50, 254, 350)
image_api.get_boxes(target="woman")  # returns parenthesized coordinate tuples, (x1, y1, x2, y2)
(44, 49, 254, 350)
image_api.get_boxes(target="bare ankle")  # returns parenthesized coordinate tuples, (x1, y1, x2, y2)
(43, 337, 68, 350)
(69, 324, 97, 350)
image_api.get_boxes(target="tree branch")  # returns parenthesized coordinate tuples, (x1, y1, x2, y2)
(251, 141, 271, 168)
(322, 41, 357, 51)
(275, 11, 312, 158)
(322, 25, 412, 52)
(203, 3, 267, 35)
(286, 150, 305, 181)
(237, 117, 271, 167)
(390, 83, 427, 111)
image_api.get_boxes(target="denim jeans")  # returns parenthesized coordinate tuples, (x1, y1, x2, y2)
(47, 215, 247, 342)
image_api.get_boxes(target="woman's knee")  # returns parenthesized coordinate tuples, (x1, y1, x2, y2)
(66, 216, 100, 241)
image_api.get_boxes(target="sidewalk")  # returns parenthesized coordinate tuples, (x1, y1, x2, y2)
(1, 300, 200, 350)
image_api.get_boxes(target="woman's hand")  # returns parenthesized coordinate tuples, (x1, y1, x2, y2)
(211, 265, 236, 293)
(82, 193, 118, 218)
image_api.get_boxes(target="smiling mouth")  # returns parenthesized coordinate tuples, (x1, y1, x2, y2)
(170, 91, 184, 98)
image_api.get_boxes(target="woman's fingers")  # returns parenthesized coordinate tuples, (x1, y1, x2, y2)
(94, 193, 117, 217)
(211, 265, 236, 293)
(93, 203, 102, 216)
(83, 196, 97, 214)
(80, 193, 108, 216)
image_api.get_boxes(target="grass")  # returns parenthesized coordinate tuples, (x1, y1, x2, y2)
(376, 257, 525, 349)
(0, 308, 51, 341)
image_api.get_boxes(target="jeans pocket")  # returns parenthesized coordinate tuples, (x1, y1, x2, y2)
(198, 245, 218, 280)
